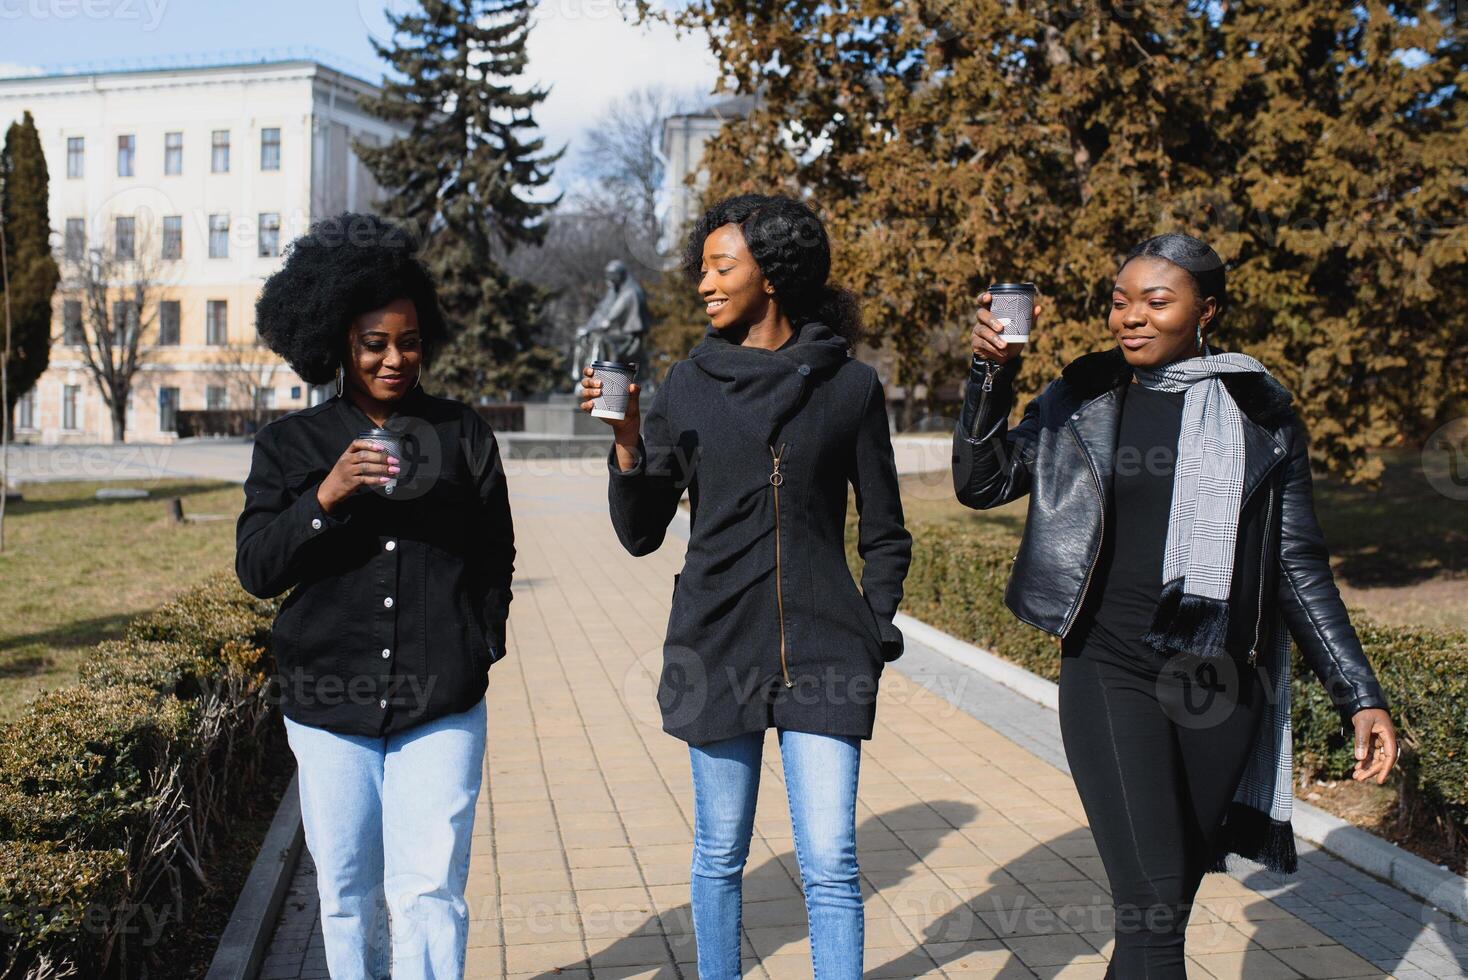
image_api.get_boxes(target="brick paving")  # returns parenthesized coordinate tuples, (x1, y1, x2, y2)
(256, 457, 1467, 979)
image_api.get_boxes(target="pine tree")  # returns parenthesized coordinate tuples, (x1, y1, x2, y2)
(651, 0, 1467, 481)
(1, 112, 60, 427)
(355, 0, 563, 401)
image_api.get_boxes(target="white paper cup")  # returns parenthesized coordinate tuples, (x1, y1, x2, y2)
(590, 360, 637, 420)
(989, 282, 1038, 344)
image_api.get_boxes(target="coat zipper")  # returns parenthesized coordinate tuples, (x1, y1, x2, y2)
(770, 442, 793, 687)
(967, 357, 997, 440)
(1061, 422, 1106, 635)
(1245, 484, 1275, 667)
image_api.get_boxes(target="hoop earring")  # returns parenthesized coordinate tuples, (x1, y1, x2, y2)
(335, 365, 343, 397)
(412, 371, 421, 391)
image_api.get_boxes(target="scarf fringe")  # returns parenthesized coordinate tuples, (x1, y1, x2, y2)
(1208, 802, 1299, 875)
(1143, 578, 1231, 657)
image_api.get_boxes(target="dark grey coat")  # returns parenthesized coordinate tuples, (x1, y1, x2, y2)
(607, 321, 913, 746)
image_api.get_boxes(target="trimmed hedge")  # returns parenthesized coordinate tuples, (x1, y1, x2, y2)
(854, 519, 1468, 860)
(0, 573, 281, 979)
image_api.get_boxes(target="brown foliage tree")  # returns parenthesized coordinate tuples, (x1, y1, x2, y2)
(639, 0, 1466, 480)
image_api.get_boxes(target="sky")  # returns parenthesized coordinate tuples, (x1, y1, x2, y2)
(0, 0, 720, 193)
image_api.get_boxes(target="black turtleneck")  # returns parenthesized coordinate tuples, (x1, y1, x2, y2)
(1064, 382, 1187, 660)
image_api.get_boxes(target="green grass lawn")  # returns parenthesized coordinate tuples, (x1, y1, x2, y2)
(0, 478, 244, 719)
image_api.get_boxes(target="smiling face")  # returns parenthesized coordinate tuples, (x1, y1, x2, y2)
(1109, 256, 1218, 369)
(697, 223, 776, 331)
(344, 296, 422, 402)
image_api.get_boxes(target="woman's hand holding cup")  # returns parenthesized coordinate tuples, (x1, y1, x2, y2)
(580, 365, 641, 445)
(318, 438, 400, 514)
(970, 290, 1041, 367)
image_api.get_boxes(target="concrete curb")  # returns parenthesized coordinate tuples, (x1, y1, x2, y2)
(205, 772, 305, 980)
(896, 611, 1468, 924)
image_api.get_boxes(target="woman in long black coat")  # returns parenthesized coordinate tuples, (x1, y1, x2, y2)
(580, 195, 912, 980)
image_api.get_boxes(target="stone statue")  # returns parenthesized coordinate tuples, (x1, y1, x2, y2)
(570, 260, 650, 383)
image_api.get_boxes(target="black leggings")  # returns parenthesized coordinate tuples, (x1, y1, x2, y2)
(1058, 643, 1266, 979)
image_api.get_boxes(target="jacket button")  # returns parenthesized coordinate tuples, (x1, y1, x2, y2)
(381, 648, 390, 658)
(311, 518, 322, 530)
(798, 364, 811, 376)
(385, 540, 396, 551)
(1070, 413, 1080, 421)
(1274, 446, 1283, 454)
(383, 596, 394, 608)
(378, 699, 387, 709)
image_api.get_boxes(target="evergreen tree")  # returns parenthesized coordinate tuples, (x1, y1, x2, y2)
(1, 111, 60, 427)
(355, 0, 563, 401)
(648, 0, 1467, 481)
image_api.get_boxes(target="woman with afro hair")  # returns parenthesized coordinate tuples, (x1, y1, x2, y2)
(236, 211, 515, 980)
(581, 194, 912, 979)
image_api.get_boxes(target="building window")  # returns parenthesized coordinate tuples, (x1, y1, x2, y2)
(162, 215, 182, 260)
(261, 127, 281, 171)
(158, 300, 180, 346)
(258, 212, 280, 257)
(62, 300, 83, 345)
(115, 216, 135, 260)
(164, 131, 183, 175)
(64, 218, 85, 261)
(66, 137, 84, 178)
(158, 387, 179, 431)
(117, 134, 135, 177)
(111, 300, 138, 348)
(211, 129, 230, 173)
(206, 300, 227, 345)
(62, 385, 80, 430)
(16, 388, 37, 429)
(208, 214, 229, 258)
(255, 386, 276, 409)
(290, 385, 302, 400)
(206, 385, 227, 411)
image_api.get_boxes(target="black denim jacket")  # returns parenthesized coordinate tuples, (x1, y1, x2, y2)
(235, 385, 514, 736)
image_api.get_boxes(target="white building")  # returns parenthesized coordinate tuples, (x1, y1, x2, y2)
(658, 93, 754, 256)
(0, 59, 408, 444)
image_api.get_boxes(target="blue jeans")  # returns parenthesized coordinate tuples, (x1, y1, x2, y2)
(283, 696, 486, 980)
(689, 729, 863, 980)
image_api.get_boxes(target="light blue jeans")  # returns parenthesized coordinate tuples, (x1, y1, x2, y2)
(283, 696, 486, 980)
(689, 729, 863, 980)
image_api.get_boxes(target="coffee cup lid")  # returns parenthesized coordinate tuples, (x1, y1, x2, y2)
(591, 360, 637, 372)
(988, 282, 1038, 293)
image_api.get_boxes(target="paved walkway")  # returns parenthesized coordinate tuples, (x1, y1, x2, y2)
(252, 458, 1465, 979)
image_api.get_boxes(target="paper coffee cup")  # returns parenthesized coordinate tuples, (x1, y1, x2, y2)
(989, 282, 1038, 344)
(590, 360, 637, 420)
(358, 427, 404, 495)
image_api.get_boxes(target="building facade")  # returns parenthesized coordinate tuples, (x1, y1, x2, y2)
(0, 59, 406, 444)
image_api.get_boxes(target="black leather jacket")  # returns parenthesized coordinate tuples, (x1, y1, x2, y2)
(951, 347, 1387, 724)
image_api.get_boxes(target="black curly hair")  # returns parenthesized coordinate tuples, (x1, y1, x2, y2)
(254, 212, 447, 386)
(682, 194, 862, 345)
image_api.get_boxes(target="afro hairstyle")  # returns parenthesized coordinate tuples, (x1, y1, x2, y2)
(254, 211, 448, 386)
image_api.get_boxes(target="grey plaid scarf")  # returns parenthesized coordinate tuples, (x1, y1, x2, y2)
(1133, 344, 1274, 659)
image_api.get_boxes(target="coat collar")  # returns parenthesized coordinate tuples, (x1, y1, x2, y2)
(331, 382, 433, 445)
(688, 320, 852, 447)
(1060, 345, 1294, 505)
(1060, 345, 1296, 430)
